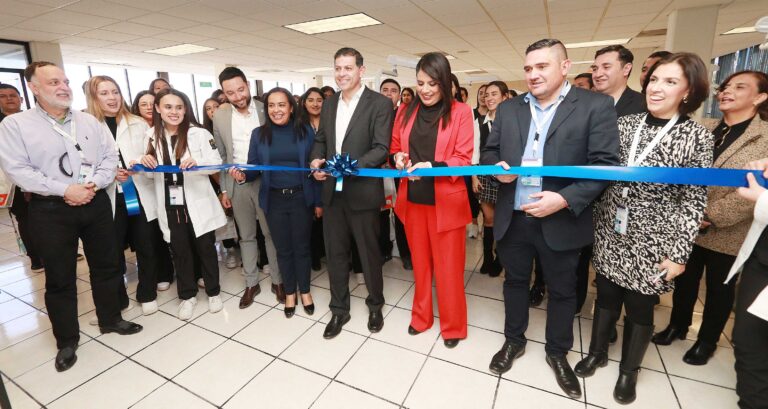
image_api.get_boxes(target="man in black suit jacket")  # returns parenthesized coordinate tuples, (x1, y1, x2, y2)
(481, 39, 620, 399)
(592, 44, 646, 117)
(310, 48, 393, 339)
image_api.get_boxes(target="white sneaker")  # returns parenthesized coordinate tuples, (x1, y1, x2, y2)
(141, 300, 158, 315)
(178, 298, 197, 320)
(467, 224, 478, 238)
(355, 272, 365, 285)
(157, 282, 171, 291)
(197, 278, 205, 289)
(225, 252, 238, 269)
(208, 295, 223, 313)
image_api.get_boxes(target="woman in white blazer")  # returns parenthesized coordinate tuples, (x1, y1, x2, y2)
(86, 76, 173, 317)
(139, 88, 226, 320)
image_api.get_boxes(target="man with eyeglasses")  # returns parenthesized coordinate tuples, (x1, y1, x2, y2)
(0, 62, 142, 373)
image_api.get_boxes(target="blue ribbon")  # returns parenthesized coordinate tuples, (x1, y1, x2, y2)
(325, 153, 358, 191)
(121, 177, 140, 216)
(130, 164, 767, 188)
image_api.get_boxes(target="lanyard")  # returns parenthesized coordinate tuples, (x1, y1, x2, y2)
(622, 113, 680, 199)
(47, 116, 85, 161)
(529, 98, 563, 157)
(627, 113, 679, 167)
(160, 134, 179, 184)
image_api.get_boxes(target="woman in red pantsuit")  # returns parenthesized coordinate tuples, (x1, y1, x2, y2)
(390, 52, 474, 348)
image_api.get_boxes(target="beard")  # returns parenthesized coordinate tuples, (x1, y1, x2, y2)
(40, 92, 72, 110)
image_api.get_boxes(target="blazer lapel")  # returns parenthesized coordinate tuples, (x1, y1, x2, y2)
(714, 117, 766, 168)
(344, 87, 370, 141)
(545, 96, 577, 143)
(222, 104, 234, 160)
(326, 95, 339, 155)
(516, 99, 531, 148)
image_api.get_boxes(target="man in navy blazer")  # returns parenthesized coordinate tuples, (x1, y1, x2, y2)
(481, 39, 620, 399)
(310, 48, 393, 339)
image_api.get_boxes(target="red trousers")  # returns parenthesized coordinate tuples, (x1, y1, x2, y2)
(404, 202, 467, 339)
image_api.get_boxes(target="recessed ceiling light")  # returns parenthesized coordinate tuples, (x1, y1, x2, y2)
(564, 38, 630, 49)
(144, 44, 215, 56)
(284, 13, 381, 35)
(293, 67, 333, 73)
(722, 26, 756, 35)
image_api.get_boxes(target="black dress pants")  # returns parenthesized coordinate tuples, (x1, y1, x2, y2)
(733, 256, 768, 409)
(672, 244, 737, 344)
(10, 186, 41, 266)
(266, 190, 313, 294)
(167, 208, 220, 300)
(379, 209, 393, 258)
(324, 194, 384, 315)
(129, 202, 171, 303)
(496, 212, 579, 355)
(112, 193, 132, 309)
(29, 191, 123, 349)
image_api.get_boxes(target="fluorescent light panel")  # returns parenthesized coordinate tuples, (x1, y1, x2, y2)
(722, 26, 756, 35)
(144, 44, 215, 56)
(285, 13, 381, 35)
(565, 38, 630, 49)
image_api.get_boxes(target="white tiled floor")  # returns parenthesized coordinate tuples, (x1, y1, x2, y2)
(0, 209, 740, 408)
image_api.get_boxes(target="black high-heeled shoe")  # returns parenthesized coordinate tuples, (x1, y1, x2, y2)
(301, 293, 314, 315)
(284, 306, 295, 318)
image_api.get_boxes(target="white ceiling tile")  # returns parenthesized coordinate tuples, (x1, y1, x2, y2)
(101, 21, 168, 37)
(154, 31, 210, 44)
(16, 19, 91, 35)
(130, 14, 199, 30)
(26, 0, 75, 7)
(162, 5, 239, 23)
(0, 0, 54, 18)
(104, 0, 190, 12)
(0, 14, 27, 28)
(57, 36, 116, 48)
(35, 9, 120, 28)
(130, 37, 179, 49)
(78, 29, 141, 42)
(63, 0, 150, 20)
(599, 13, 658, 28)
(0, 27, 65, 42)
(211, 17, 274, 33)
(180, 25, 240, 39)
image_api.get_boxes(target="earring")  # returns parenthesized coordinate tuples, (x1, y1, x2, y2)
(683, 96, 688, 103)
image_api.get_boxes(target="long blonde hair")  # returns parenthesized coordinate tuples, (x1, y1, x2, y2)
(86, 75, 134, 124)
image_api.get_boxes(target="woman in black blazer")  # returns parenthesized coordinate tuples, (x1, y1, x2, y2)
(232, 87, 321, 318)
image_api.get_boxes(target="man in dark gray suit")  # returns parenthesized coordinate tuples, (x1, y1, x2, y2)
(481, 39, 620, 398)
(310, 48, 393, 339)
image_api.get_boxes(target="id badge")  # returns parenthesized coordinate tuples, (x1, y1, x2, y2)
(520, 158, 542, 187)
(78, 162, 94, 184)
(614, 204, 628, 235)
(168, 185, 185, 206)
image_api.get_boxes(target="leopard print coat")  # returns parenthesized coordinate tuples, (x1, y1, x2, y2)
(592, 113, 713, 295)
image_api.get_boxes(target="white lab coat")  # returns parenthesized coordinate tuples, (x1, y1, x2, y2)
(105, 115, 157, 221)
(141, 126, 226, 243)
(726, 190, 768, 283)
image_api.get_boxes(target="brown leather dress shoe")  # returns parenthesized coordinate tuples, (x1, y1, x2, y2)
(239, 284, 261, 309)
(272, 283, 286, 304)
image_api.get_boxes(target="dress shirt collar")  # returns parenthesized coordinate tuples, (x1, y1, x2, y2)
(340, 85, 365, 106)
(35, 104, 72, 125)
(524, 81, 571, 110)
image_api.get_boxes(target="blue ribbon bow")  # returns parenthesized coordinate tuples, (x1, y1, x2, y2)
(324, 153, 359, 191)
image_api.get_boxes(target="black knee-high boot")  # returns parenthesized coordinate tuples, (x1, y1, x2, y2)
(614, 318, 654, 404)
(480, 227, 502, 276)
(575, 308, 620, 377)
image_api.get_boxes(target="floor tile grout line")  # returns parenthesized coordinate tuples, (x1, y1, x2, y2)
(655, 343, 685, 409)
(1, 369, 47, 408)
(398, 330, 439, 408)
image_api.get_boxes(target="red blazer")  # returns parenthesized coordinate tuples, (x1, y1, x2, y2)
(390, 100, 474, 232)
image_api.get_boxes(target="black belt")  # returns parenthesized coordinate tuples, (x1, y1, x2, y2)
(30, 193, 65, 202)
(271, 186, 302, 195)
